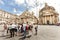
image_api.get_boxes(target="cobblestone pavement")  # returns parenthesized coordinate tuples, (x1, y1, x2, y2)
(0, 25, 60, 40)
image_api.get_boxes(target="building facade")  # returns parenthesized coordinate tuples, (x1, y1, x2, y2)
(19, 10, 38, 24)
(0, 10, 18, 24)
(39, 3, 59, 25)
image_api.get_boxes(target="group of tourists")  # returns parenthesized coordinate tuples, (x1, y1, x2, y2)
(2, 22, 38, 39)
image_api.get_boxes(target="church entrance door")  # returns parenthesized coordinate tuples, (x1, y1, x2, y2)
(47, 20, 49, 24)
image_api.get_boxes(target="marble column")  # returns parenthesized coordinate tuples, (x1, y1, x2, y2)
(43, 16, 45, 24)
(53, 16, 54, 24)
(56, 16, 57, 23)
(51, 15, 53, 24)
(56, 16, 59, 23)
(50, 15, 52, 24)
(45, 16, 46, 24)
(42, 17, 44, 24)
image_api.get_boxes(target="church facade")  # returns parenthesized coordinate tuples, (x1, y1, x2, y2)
(19, 10, 38, 24)
(39, 3, 59, 25)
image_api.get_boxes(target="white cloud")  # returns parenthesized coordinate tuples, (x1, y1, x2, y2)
(0, 0, 4, 5)
(17, 13, 20, 16)
(13, 8, 17, 12)
(15, 0, 24, 5)
(29, 5, 44, 18)
(13, 8, 23, 15)
(16, 11, 23, 16)
(26, 0, 35, 7)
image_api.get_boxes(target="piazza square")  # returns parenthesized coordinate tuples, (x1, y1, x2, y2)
(0, 0, 60, 40)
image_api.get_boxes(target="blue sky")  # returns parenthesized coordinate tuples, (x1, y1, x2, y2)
(0, 0, 28, 14)
(0, 0, 38, 15)
(0, 0, 60, 17)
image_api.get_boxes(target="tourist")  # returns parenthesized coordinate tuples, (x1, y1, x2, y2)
(17, 24, 21, 36)
(26, 22, 29, 35)
(28, 24, 33, 37)
(23, 23, 26, 39)
(35, 25, 38, 35)
(9, 23, 17, 38)
(13, 23, 17, 36)
(3, 23, 7, 36)
(9, 24, 13, 37)
(6, 24, 10, 35)
(21, 24, 24, 33)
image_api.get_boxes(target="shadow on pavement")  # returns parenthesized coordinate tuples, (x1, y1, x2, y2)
(19, 35, 31, 40)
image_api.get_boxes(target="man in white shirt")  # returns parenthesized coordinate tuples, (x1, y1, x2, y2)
(23, 23, 27, 39)
(23, 23, 26, 31)
(9, 23, 17, 38)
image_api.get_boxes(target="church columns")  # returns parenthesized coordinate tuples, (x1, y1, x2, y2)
(42, 17, 44, 24)
(56, 16, 58, 23)
(55, 15, 58, 24)
(43, 16, 45, 24)
(41, 14, 58, 25)
(41, 17, 43, 24)
(52, 16, 54, 24)
(45, 16, 47, 24)
(42, 16, 45, 24)
(44, 15, 52, 24)
(44, 16, 45, 24)
(50, 15, 52, 24)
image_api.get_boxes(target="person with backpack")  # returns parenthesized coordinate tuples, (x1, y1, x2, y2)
(28, 24, 33, 37)
(21, 24, 24, 33)
(26, 23, 29, 36)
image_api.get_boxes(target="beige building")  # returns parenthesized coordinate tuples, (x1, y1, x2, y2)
(19, 10, 38, 24)
(0, 10, 18, 24)
(0, 10, 38, 24)
(39, 3, 59, 25)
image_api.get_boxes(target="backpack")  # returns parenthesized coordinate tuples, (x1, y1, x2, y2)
(26, 26, 28, 30)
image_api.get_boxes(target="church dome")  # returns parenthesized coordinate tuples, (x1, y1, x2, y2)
(40, 3, 55, 12)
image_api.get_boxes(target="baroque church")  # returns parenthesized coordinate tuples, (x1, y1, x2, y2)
(19, 10, 38, 24)
(39, 3, 59, 25)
